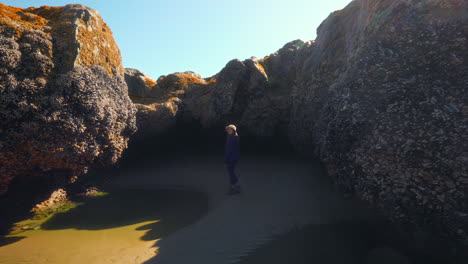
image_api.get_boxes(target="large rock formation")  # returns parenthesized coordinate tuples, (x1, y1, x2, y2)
(127, 44, 307, 140)
(127, 71, 214, 140)
(289, 0, 468, 253)
(126, 0, 467, 256)
(0, 4, 136, 195)
(204, 40, 309, 137)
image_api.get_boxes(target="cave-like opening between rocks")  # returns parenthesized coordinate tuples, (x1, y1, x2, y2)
(1, 123, 446, 264)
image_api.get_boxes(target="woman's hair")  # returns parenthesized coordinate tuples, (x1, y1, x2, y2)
(225, 124, 239, 136)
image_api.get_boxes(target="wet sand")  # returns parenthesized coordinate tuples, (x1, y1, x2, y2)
(0, 189, 209, 264)
(107, 147, 403, 264)
(0, 136, 409, 264)
(237, 220, 411, 264)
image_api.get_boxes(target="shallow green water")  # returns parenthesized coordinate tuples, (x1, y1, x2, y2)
(0, 188, 209, 264)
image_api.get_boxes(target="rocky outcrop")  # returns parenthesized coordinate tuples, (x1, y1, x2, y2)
(128, 43, 307, 139)
(31, 188, 68, 215)
(127, 71, 214, 140)
(203, 40, 309, 137)
(126, 0, 467, 256)
(0, 4, 136, 195)
(124, 68, 156, 98)
(289, 0, 468, 253)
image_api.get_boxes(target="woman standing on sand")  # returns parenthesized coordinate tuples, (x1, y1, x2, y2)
(225, 124, 241, 195)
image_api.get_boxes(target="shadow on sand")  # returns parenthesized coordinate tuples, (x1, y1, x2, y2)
(237, 220, 411, 264)
(0, 236, 26, 247)
(41, 188, 209, 241)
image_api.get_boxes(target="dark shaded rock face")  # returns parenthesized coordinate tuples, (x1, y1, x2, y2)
(0, 4, 136, 195)
(126, 0, 467, 257)
(204, 53, 299, 137)
(289, 0, 468, 254)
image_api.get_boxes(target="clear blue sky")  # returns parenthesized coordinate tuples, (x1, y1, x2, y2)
(2, 0, 352, 79)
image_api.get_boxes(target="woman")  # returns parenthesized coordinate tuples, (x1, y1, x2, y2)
(225, 124, 240, 195)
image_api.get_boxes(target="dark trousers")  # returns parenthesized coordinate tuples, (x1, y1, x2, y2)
(225, 160, 239, 185)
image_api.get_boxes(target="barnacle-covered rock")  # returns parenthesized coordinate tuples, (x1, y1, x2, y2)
(124, 0, 467, 255)
(0, 4, 136, 195)
(288, 0, 468, 251)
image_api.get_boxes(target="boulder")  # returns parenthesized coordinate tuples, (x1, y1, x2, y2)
(132, 98, 181, 140)
(203, 51, 305, 137)
(0, 4, 136, 195)
(129, 71, 213, 140)
(124, 68, 156, 98)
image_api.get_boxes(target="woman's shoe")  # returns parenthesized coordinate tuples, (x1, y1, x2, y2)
(226, 186, 236, 195)
(226, 185, 241, 195)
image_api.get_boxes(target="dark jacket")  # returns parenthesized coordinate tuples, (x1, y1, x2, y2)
(225, 135, 240, 163)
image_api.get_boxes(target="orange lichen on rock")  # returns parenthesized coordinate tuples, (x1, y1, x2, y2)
(173, 73, 207, 88)
(27, 5, 69, 21)
(74, 16, 123, 75)
(143, 76, 157, 88)
(256, 61, 267, 75)
(36, 4, 124, 75)
(0, 3, 48, 38)
(151, 72, 208, 99)
(0, 4, 123, 76)
(259, 56, 270, 62)
(207, 78, 217, 84)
